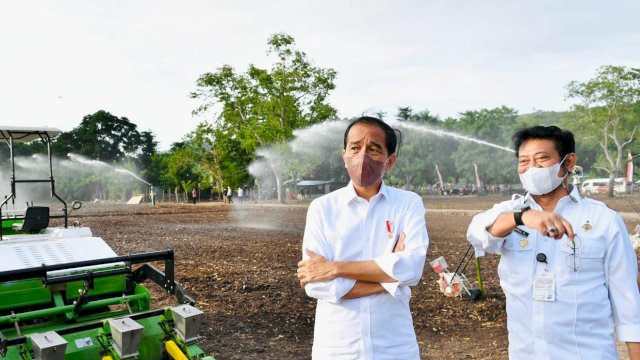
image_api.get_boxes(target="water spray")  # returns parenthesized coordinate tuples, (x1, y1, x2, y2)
(114, 168, 152, 186)
(386, 119, 515, 153)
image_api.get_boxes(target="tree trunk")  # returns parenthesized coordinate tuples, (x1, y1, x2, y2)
(269, 163, 285, 203)
(608, 174, 617, 197)
(404, 174, 414, 190)
(607, 149, 623, 198)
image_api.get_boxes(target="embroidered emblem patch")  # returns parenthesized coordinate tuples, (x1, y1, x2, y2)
(519, 239, 529, 247)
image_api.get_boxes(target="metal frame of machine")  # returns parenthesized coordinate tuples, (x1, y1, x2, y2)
(0, 127, 214, 359)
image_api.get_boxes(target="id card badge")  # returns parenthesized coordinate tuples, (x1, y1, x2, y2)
(533, 271, 556, 302)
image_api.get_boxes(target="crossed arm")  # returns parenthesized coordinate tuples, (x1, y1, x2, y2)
(297, 234, 406, 299)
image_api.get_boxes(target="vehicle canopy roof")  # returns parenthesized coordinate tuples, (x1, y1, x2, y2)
(0, 126, 62, 143)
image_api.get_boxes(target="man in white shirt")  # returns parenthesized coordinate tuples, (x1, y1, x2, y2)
(467, 125, 640, 359)
(296, 116, 429, 359)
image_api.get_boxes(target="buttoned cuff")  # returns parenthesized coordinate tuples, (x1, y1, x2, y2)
(617, 324, 640, 342)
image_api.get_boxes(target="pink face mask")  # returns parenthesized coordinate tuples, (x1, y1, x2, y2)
(345, 154, 387, 187)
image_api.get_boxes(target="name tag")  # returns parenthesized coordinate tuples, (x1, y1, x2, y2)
(514, 227, 529, 238)
(533, 272, 555, 302)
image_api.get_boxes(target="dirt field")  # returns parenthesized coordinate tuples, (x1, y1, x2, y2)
(73, 194, 640, 359)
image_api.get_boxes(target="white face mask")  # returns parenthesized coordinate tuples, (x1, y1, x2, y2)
(519, 155, 568, 195)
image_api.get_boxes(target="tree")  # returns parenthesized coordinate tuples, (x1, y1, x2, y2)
(136, 131, 158, 180)
(452, 106, 519, 144)
(52, 110, 155, 164)
(184, 121, 252, 199)
(396, 107, 413, 121)
(411, 110, 440, 125)
(448, 107, 520, 186)
(566, 65, 640, 197)
(164, 142, 198, 202)
(191, 33, 337, 202)
(146, 153, 171, 190)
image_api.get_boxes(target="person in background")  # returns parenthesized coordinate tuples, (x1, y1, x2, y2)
(150, 188, 156, 206)
(466, 125, 640, 359)
(191, 188, 197, 204)
(227, 186, 233, 204)
(238, 187, 244, 203)
(297, 116, 429, 359)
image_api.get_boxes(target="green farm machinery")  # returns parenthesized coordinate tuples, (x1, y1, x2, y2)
(0, 127, 214, 359)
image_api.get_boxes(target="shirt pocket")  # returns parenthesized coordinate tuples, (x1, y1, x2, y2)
(559, 237, 605, 272)
(557, 237, 607, 299)
(499, 235, 534, 282)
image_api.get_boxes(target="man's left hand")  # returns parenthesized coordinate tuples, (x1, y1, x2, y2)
(297, 250, 336, 287)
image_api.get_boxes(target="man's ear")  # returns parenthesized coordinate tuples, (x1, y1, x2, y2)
(564, 153, 578, 175)
(386, 153, 397, 171)
(342, 149, 348, 169)
(567, 153, 578, 171)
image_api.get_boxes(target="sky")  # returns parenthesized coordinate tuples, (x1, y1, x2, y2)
(1, 0, 638, 150)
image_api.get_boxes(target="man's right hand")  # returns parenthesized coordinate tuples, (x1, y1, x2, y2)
(521, 209, 575, 240)
(393, 232, 406, 252)
(487, 209, 575, 241)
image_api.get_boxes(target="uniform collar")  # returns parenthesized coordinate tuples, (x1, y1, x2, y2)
(522, 184, 581, 210)
(342, 181, 389, 206)
(554, 185, 581, 212)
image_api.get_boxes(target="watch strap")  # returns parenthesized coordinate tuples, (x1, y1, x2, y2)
(513, 206, 530, 226)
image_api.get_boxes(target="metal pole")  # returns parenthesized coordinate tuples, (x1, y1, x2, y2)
(47, 133, 53, 189)
(9, 136, 15, 206)
(46, 134, 68, 227)
(475, 257, 484, 299)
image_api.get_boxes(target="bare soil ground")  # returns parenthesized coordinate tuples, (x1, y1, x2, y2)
(71, 194, 640, 359)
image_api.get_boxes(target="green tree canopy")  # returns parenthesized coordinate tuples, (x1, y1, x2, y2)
(565, 65, 640, 196)
(53, 110, 156, 164)
(191, 33, 338, 201)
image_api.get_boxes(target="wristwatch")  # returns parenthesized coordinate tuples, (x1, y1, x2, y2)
(513, 206, 530, 226)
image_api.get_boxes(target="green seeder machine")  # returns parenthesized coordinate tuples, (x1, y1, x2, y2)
(0, 127, 214, 360)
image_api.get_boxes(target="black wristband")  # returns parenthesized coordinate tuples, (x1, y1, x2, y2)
(513, 206, 530, 226)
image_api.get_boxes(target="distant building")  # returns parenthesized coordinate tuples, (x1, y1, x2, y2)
(295, 180, 346, 199)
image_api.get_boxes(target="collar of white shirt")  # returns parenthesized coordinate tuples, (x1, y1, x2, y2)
(341, 181, 391, 206)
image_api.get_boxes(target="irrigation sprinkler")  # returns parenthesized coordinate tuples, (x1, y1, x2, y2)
(114, 168, 153, 204)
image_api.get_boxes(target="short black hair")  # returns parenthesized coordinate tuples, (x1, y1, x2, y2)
(343, 116, 398, 155)
(512, 125, 575, 158)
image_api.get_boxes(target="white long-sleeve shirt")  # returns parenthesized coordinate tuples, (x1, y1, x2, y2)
(467, 187, 640, 359)
(303, 182, 429, 360)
